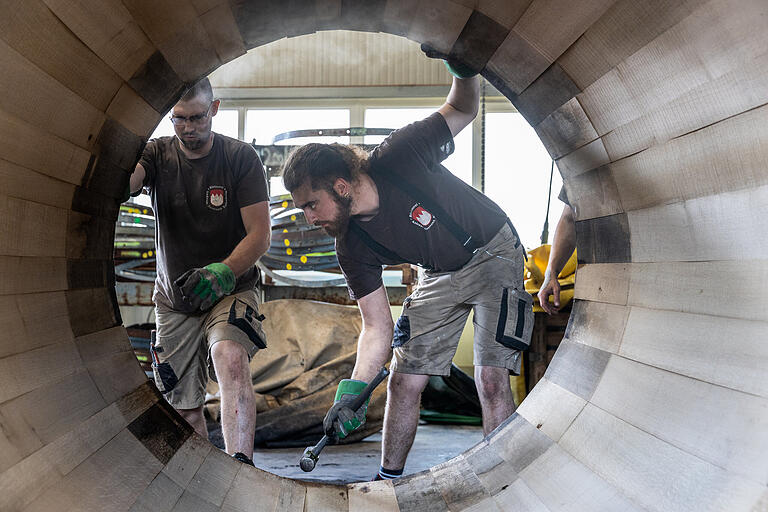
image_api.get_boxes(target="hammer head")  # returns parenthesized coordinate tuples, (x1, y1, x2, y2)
(299, 446, 318, 472)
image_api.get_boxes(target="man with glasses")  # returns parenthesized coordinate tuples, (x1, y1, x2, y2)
(128, 78, 270, 466)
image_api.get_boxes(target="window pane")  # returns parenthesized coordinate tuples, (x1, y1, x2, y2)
(484, 112, 563, 250)
(212, 109, 239, 139)
(245, 109, 350, 145)
(364, 108, 472, 185)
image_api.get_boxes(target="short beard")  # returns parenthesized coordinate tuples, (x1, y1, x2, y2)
(323, 190, 352, 238)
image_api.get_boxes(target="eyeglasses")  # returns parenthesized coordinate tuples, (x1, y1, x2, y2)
(169, 103, 213, 126)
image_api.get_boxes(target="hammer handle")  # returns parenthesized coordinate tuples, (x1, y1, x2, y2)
(348, 366, 389, 411)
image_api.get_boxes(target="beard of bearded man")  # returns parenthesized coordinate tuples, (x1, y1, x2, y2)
(178, 118, 212, 151)
(322, 189, 352, 238)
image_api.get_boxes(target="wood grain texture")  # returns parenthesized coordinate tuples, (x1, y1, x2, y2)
(348, 480, 399, 512)
(518, 443, 644, 511)
(620, 307, 768, 398)
(542, 341, 611, 401)
(628, 185, 768, 263)
(578, 0, 768, 137)
(393, 470, 449, 512)
(627, 261, 768, 322)
(431, 456, 490, 510)
(603, 52, 768, 164)
(516, 377, 587, 442)
(220, 464, 287, 512)
(0, 256, 67, 295)
(575, 213, 631, 264)
(23, 429, 164, 512)
(42, 0, 156, 80)
(564, 165, 624, 221)
(512, 63, 582, 126)
(573, 263, 630, 305)
(611, 103, 768, 213)
(534, 97, 598, 160)
(407, 1, 473, 55)
(476, 0, 534, 30)
(0, 38, 105, 150)
(0, 0, 122, 111)
(514, 0, 617, 62)
(450, 10, 510, 73)
(563, 300, 628, 354)
(485, 29, 551, 96)
(592, 356, 768, 484)
(122, 0, 221, 82)
(491, 478, 548, 511)
(560, 404, 766, 512)
(0, 196, 67, 258)
(558, 0, 705, 90)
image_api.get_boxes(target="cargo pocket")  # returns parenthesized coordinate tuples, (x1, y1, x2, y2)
(495, 288, 534, 351)
(392, 296, 412, 348)
(227, 298, 267, 349)
(150, 330, 178, 393)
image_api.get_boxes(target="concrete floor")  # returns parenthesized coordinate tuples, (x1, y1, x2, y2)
(252, 423, 485, 484)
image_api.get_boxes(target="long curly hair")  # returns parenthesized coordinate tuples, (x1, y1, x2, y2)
(281, 143, 369, 193)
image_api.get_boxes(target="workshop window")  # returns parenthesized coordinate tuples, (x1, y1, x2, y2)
(483, 112, 564, 249)
(245, 109, 351, 145)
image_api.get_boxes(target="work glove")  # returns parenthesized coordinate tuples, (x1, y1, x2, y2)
(323, 379, 369, 441)
(174, 262, 235, 312)
(420, 43, 478, 79)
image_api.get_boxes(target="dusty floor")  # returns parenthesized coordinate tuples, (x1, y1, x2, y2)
(252, 423, 485, 484)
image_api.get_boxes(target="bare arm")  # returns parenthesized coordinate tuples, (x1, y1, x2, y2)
(129, 163, 146, 195)
(438, 75, 480, 137)
(539, 205, 576, 314)
(222, 201, 271, 277)
(351, 285, 394, 382)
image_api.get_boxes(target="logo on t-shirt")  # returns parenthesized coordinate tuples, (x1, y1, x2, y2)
(409, 204, 435, 230)
(206, 186, 227, 210)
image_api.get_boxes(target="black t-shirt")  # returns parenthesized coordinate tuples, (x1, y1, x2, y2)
(140, 133, 269, 312)
(337, 113, 508, 300)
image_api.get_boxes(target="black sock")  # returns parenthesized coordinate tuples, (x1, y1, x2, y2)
(378, 466, 403, 480)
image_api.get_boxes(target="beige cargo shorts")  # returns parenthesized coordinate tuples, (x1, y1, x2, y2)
(391, 222, 534, 376)
(150, 289, 267, 409)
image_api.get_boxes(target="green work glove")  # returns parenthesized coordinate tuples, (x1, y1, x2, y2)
(174, 262, 235, 312)
(420, 43, 479, 79)
(323, 379, 369, 440)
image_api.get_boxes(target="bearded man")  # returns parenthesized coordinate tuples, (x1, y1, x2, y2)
(282, 58, 533, 480)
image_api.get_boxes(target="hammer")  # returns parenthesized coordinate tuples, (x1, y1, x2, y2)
(299, 366, 389, 472)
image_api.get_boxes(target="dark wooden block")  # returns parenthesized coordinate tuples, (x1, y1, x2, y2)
(450, 10, 510, 73)
(576, 213, 631, 264)
(129, 51, 188, 114)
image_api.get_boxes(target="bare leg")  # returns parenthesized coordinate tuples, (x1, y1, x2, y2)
(178, 406, 208, 438)
(211, 340, 256, 458)
(381, 371, 430, 471)
(474, 365, 516, 436)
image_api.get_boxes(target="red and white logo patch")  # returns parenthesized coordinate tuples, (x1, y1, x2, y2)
(409, 204, 435, 230)
(206, 186, 227, 210)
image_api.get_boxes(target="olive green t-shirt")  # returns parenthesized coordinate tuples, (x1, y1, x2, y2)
(140, 133, 269, 312)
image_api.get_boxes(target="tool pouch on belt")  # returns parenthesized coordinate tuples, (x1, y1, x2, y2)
(495, 288, 534, 351)
(150, 329, 178, 393)
(228, 299, 267, 349)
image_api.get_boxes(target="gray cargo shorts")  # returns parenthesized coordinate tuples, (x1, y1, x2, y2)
(151, 289, 267, 409)
(391, 223, 534, 376)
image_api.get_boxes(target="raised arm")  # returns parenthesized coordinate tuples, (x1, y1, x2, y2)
(438, 75, 480, 137)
